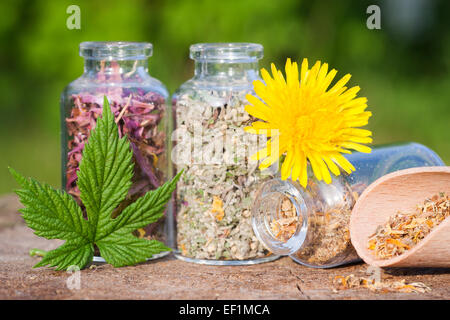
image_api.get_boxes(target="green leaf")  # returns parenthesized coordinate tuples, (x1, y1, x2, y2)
(10, 96, 182, 270)
(9, 167, 92, 242)
(98, 170, 183, 239)
(97, 233, 170, 267)
(77, 96, 134, 240)
(34, 240, 94, 271)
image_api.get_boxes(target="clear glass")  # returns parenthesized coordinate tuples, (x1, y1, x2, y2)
(252, 142, 445, 268)
(171, 43, 279, 265)
(60, 42, 170, 261)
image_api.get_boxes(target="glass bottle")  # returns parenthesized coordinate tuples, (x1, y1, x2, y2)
(60, 42, 170, 261)
(251, 143, 445, 268)
(171, 43, 279, 265)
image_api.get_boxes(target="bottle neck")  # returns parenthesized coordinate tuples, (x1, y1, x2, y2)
(83, 59, 149, 79)
(252, 178, 310, 256)
(193, 60, 259, 82)
(252, 175, 354, 256)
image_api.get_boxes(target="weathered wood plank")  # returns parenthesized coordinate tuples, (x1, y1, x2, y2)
(0, 194, 448, 300)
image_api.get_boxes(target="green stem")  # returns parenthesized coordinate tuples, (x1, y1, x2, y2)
(29, 248, 47, 257)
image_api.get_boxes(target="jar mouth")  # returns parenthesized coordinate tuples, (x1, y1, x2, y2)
(251, 179, 308, 256)
(190, 42, 263, 62)
(80, 41, 153, 60)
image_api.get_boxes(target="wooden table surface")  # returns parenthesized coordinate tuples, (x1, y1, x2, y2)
(1, 194, 448, 300)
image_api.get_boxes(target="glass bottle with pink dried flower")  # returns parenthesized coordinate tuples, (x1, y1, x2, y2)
(60, 42, 170, 261)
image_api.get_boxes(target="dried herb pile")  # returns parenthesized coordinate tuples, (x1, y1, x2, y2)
(174, 90, 271, 261)
(66, 91, 166, 196)
(269, 181, 362, 266)
(332, 274, 431, 293)
(65, 71, 167, 240)
(294, 196, 354, 266)
(305, 182, 361, 266)
(368, 192, 449, 259)
(270, 197, 300, 242)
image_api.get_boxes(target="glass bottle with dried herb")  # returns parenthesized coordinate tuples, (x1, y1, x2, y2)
(171, 43, 279, 265)
(252, 143, 445, 268)
(61, 42, 170, 261)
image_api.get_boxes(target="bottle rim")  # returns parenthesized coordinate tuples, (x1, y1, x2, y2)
(190, 42, 263, 62)
(251, 178, 308, 256)
(80, 41, 153, 60)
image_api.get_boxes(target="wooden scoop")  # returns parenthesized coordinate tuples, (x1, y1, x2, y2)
(350, 166, 450, 268)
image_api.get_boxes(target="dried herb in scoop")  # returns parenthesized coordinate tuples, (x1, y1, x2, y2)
(10, 96, 181, 270)
(368, 192, 449, 260)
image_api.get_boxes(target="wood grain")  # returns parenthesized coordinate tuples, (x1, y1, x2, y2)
(1, 193, 449, 299)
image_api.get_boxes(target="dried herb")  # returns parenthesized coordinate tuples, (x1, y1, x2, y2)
(65, 84, 166, 240)
(332, 274, 431, 293)
(368, 192, 449, 259)
(268, 179, 366, 266)
(10, 97, 181, 270)
(174, 90, 271, 260)
(296, 209, 352, 265)
(66, 91, 166, 194)
(297, 182, 359, 266)
(270, 197, 300, 242)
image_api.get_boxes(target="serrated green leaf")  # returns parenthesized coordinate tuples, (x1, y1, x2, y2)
(97, 170, 183, 239)
(34, 240, 94, 271)
(97, 233, 170, 267)
(9, 167, 92, 241)
(10, 95, 182, 270)
(77, 96, 134, 239)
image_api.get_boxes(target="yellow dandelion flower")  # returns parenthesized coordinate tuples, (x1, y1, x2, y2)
(245, 58, 372, 187)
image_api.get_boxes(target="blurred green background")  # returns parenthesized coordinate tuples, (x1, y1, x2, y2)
(0, 0, 449, 194)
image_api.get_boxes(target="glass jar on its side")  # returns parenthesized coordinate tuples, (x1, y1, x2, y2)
(61, 42, 170, 261)
(171, 43, 279, 265)
(252, 142, 445, 268)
